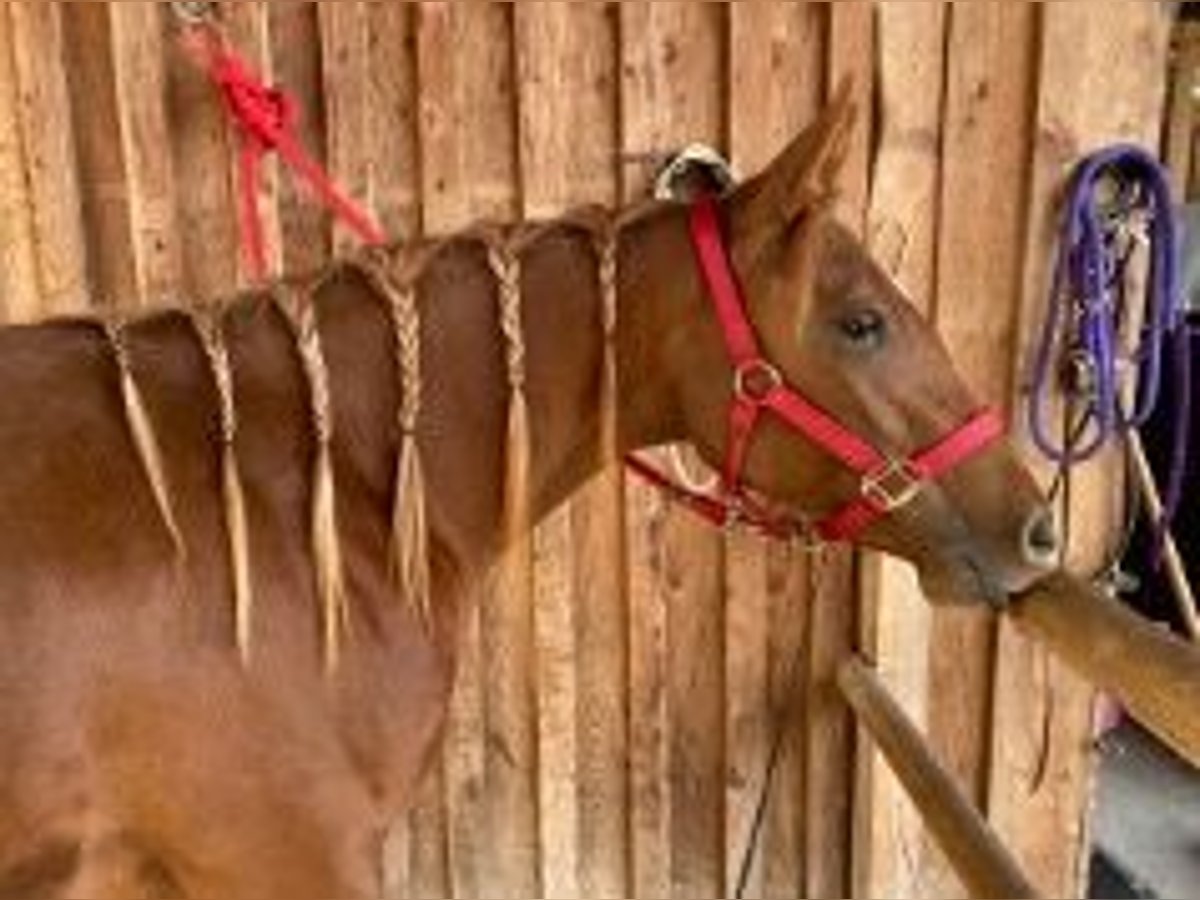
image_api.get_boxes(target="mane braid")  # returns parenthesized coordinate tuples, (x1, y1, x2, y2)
(360, 251, 433, 629)
(274, 286, 349, 675)
(188, 308, 254, 664)
(101, 317, 185, 559)
(485, 234, 531, 548)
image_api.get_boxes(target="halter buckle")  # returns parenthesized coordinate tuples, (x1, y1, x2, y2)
(861, 459, 922, 512)
(733, 359, 783, 404)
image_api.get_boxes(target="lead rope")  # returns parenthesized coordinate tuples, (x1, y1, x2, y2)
(173, 6, 386, 281)
(189, 308, 254, 662)
(1028, 145, 1192, 548)
(734, 545, 828, 900)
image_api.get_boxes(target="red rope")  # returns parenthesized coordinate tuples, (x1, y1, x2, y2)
(181, 27, 386, 281)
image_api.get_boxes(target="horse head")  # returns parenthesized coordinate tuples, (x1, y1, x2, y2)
(644, 83, 1058, 604)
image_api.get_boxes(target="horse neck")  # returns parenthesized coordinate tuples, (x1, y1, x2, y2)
(314, 203, 696, 580)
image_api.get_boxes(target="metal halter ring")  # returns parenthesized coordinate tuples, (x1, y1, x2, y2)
(170, 0, 218, 26)
(861, 459, 923, 512)
(733, 359, 784, 404)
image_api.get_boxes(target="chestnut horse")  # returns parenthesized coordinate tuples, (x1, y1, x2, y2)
(0, 91, 1056, 898)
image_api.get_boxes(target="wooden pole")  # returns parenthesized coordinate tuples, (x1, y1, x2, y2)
(838, 658, 1041, 900)
(1127, 432, 1200, 641)
(1011, 570, 1200, 768)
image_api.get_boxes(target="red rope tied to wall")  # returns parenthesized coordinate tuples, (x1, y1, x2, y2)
(180, 26, 387, 281)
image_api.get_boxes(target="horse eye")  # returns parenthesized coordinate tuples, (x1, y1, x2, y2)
(837, 309, 887, 349)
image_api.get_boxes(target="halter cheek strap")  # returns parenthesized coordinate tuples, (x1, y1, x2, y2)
(628, 196, 1004, 545)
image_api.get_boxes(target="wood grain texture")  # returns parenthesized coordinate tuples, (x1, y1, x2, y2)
(0, 6, 41, 323)
(626, 484, 673, 900)
(919, 8, 1040, 899)
(417, 1, 517, 233)
(108, 3, 181, 304)
(840, 659, 1039, 900)
(514, 5, 624, 898)
(726, 9, 822, 896)
(365, 1, 420, 241)
(224, 1, 282, 284)
(1165, 23, 1200, 200)
(60, 3, 138, 308)
(0, 4, 1137, 896)
(270, 3, 327, 276)
(416, 5, 531, 899)
(7, 1, 87, 318)
(319, 1, 376, 256)
(727, 6, 824, 897)
(165, 5, 239, 298)
(993, 6, 1173, 896)
(620, 6, 728, 896)
(808, 8, 874, 898)
(856, 5, 947, 897)
(1011, 571, 1200, 772)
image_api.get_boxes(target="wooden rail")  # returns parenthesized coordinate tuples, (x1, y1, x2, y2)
(838, 658, 1041, 900)
(1010, 570, 1200, 769)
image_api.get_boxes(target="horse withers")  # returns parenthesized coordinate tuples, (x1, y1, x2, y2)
(0, 86, 1056, 898)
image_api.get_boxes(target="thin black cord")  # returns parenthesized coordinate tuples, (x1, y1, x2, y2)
(733, 551, 825, 900)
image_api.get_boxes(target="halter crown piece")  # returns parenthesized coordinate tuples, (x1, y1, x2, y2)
(628, 196, 1005, 545)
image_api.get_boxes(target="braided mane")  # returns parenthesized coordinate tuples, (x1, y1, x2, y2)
(93, 205, 629, 671)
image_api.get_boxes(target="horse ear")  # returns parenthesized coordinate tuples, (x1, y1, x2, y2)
(732, 77, 858, 246)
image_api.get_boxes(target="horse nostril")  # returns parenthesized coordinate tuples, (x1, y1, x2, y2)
(1022, 507, 1060, 568)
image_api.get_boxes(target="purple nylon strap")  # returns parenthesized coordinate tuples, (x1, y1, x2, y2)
(1028, 144, 1192, 525)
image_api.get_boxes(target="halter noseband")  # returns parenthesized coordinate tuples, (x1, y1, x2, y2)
(629, 196, 1004, 545)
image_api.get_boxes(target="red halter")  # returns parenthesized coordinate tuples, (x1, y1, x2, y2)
(628, 196, 1004, 545)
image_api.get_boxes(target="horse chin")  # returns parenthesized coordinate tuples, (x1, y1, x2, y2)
(915, 550, 1012, 608)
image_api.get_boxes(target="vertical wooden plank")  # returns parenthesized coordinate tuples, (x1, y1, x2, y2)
(803, 546, 857, 900)
(319, 1, 376, 256)
(418, 1, 518, 233)
(529, 508, 579, 900)
(270, 3, 328, 276)
(808, 6, 875, 898)
(8, 2, 88, 318)
(60, 4, 138, 307)
(108, 4, 181, 304)
(626, 485, 673, 900)
(1165, 24, 1200, 201)
(926, 4, 1039, 898)
(514, 5, 623, 899)
(404, 773, 450, 900)
(620, 7, 728, 897)
(0, 6, 41, 323)
(324, 6, 441, 898)
(992, 5, 1172, 897)
(828, 0, 875, 232)
(164, 6, 239, 299)
(320, 6, 427, 896)
(760, 547, 810, 900)
(224, 1, 283, 284)
(366, 2, 420, 242)
(855, 5, 947, 899)
(416, 5, 524, 899)
(726, 5, 824, 897)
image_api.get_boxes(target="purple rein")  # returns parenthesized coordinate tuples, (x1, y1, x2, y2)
(1029, 144, 1192, 527)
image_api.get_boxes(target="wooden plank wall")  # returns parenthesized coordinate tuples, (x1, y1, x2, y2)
(0, 3, 1174, 898)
